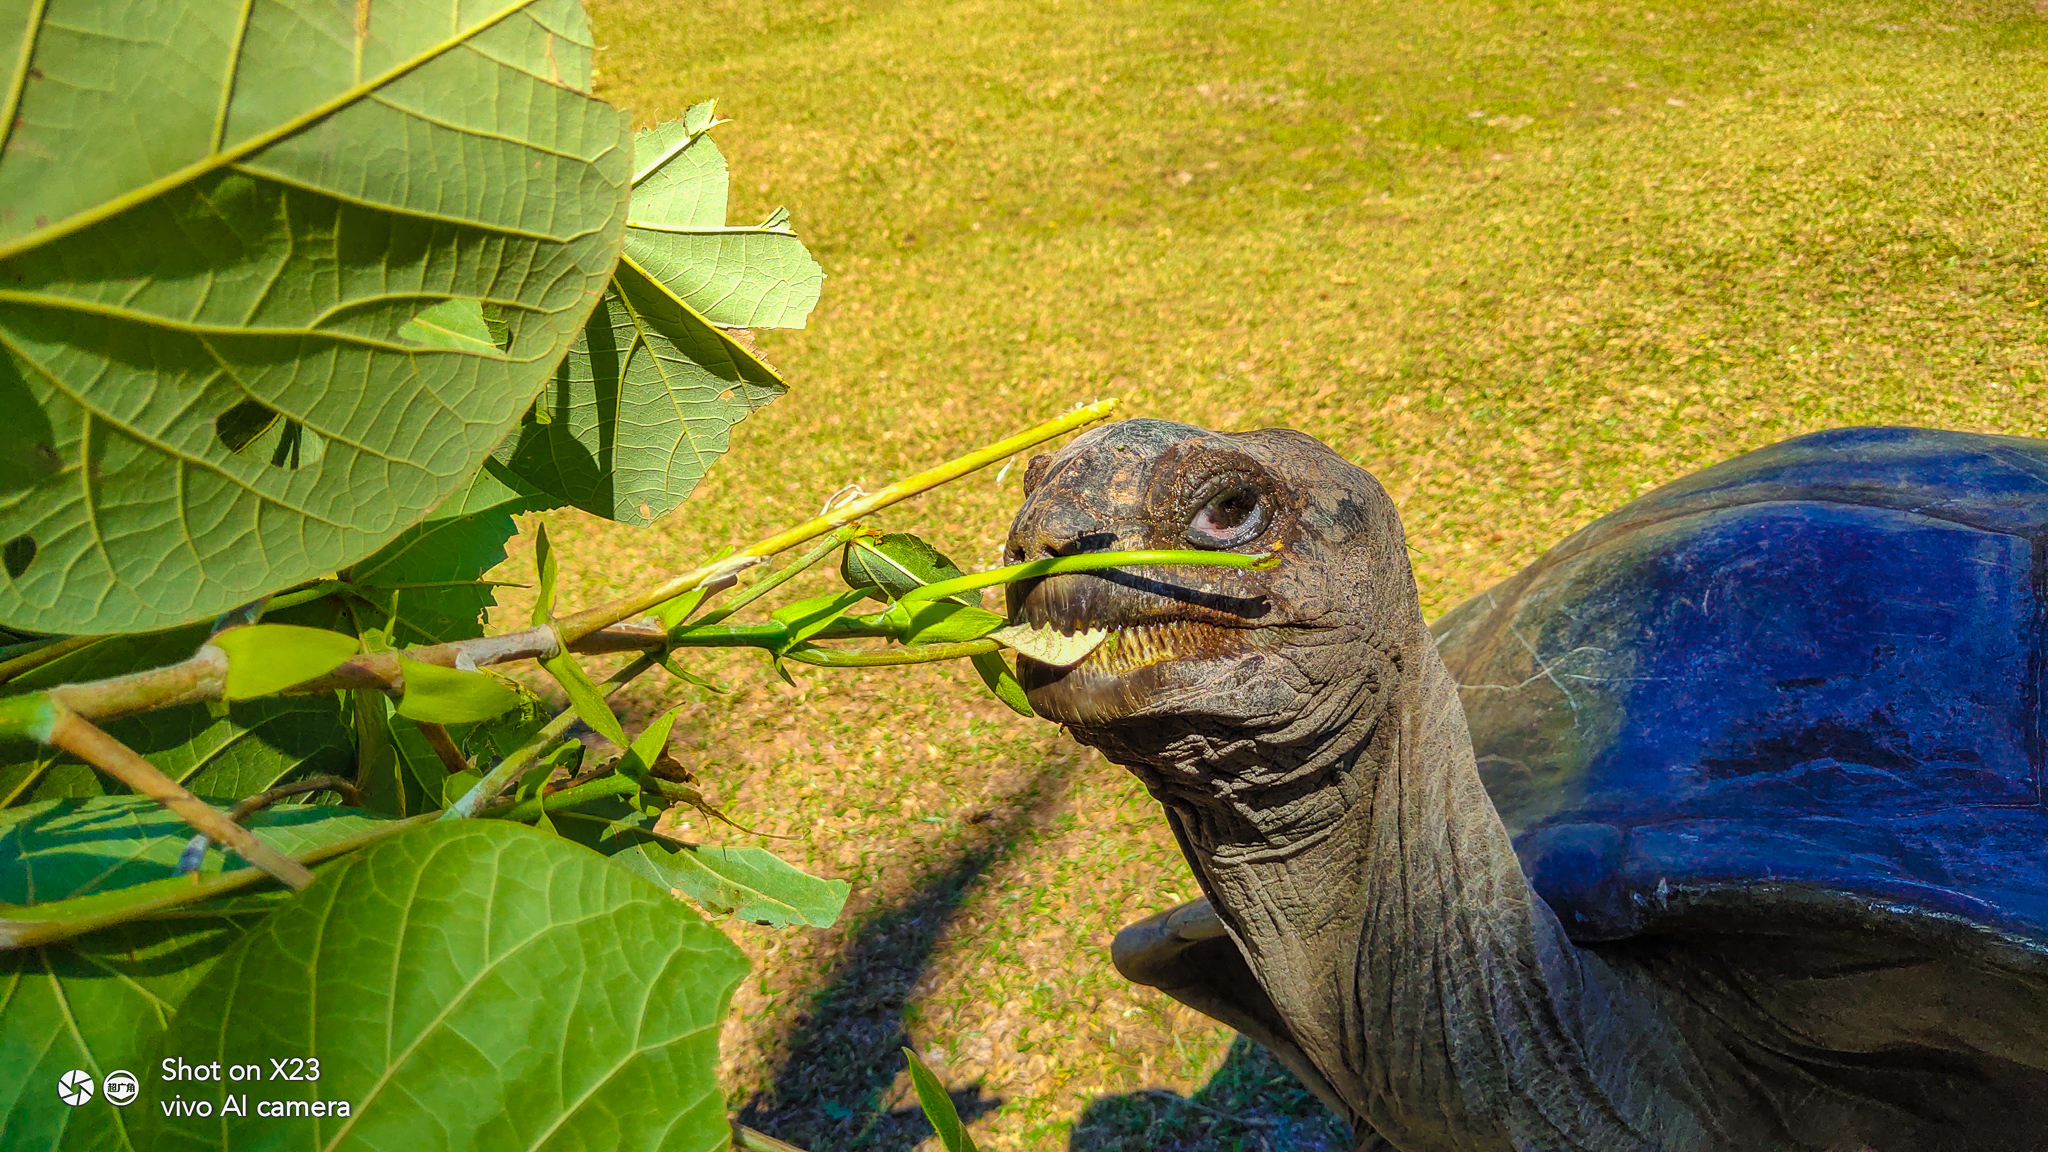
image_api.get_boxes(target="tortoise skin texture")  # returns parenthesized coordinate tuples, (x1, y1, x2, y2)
(1006, 420, 2048, 1152)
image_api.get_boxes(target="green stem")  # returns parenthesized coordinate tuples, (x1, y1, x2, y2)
(0, 692, 57, 742)
(783, 639, 1001, 666)
(440, 652, 659, 820)
(900, 548, 1278, 605)
(480, 771, 640, 823)
(694, 525, 862, 627)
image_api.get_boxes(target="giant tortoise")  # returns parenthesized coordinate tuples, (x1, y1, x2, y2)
(1003, 421, 2048, 1151)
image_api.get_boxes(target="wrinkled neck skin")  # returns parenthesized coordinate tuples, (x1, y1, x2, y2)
(1094, 611, 1722, 1152)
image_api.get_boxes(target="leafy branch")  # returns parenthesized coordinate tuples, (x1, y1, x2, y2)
(0, 399, 1278, 897)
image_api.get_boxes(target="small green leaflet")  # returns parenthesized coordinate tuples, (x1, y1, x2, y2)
(609, 841, 848, 928)
(769, 589, 871, 653)
(971, 652, 1034, 718)
(614, 708, 680, 783)
(653, 547, 734, 630)
(395, 657, 521, 725)
(532, 522, 559, 625)
(841, 533, 982, 607)
(541, 650, 627, 747)
(660, 657, 728, 693)
(905, 1048, 982, 1152)
(213, 625, 359, 700)
(900, 603, 1008, 645)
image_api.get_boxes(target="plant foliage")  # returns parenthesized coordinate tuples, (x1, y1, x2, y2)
(0, 5, 1275, 1148)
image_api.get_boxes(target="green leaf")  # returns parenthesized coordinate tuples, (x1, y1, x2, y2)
(905, 1048, 983, 1152)
(769, 589, 871, 652)
(0, 797, 398, 903)
(532, 521, 559, 625)
(212, 624, 359, 701)
(442, 770, 484, 810)
(1, 916, 250, 1152)
(0, 625, 353, 807)
(131, 822, 747, 1151)
(395, 657, 522, 725)
(333, 461, 555, 647)
(901, 603, 1009, 645)
(540, 651, 627, 747)
(494, 111, 822, 526)
(971, 651, 1035, 718)
(842, 533, 982, 607)
(0, 0, 631, 635)
(615, 708, 681, 784)
(497, 267, 788, 526)
(610, 841, 849, 928)
(625, 109, 826, 330)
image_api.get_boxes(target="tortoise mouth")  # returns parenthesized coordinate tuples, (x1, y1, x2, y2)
(1010, 572, 1264, 724)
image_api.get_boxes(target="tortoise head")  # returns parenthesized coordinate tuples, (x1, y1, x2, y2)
(1005, 419, 1422, 830)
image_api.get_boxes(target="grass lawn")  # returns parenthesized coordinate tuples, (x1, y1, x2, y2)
(530, 0, 2048, 1146)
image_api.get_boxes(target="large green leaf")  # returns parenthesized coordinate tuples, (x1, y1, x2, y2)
(625, 108, 826, 330)
(2, 916, 251, 1152)
(0, 797, 398, 902)
(0, 802, 409, 1152)
(496, 107, 823, 525)
(1, 629, 354, 807)
(0, 0, 631, 635)
(134, 821, 748, 1152)
(337, 461, 555, 646)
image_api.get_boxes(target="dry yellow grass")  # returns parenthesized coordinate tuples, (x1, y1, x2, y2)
(510, 0, 2048, 1146)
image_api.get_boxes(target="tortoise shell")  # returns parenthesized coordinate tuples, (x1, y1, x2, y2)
(1432, 426, 2048, 960)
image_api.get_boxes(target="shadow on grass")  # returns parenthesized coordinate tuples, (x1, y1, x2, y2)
(736, 767, 1068, 1150)
(1069, 1035, 1353, 1152)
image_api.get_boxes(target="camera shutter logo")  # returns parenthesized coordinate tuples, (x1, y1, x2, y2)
(56, 1070, 93, 1106)
(103, 1069, 139, 1107)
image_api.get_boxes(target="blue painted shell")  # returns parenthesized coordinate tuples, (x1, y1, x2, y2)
(1432, 427, 2048, 956)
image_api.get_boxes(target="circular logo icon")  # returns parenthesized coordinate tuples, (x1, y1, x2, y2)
(56, 1070, 93, 1107)
(103, 1070, 139, 1107)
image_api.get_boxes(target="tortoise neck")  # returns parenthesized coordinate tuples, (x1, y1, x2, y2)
(1179, 624, 1705, 1151)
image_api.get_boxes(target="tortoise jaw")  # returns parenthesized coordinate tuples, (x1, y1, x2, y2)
(1009, 572, 1262, 725)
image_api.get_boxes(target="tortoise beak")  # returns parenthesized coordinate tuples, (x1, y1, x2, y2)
(1006, 570, 1267, 725)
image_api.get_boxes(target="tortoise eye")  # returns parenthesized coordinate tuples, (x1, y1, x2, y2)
(1185, 483, 1268, 548)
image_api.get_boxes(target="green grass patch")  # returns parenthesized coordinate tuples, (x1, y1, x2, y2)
(552, 0, 2048, 1145)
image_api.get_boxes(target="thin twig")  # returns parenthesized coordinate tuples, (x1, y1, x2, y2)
(554, 399, 1118, 643)
(0, 635, 97, 687)
(783, 639, 1002, 666)
(44, 710, 315, 890)
(694, 524, 863, 626)
(414, 723, 472, 775)
(225, 775, 361, 821)
(178, 775, 364, 875)
(0, 812, 438, 950)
